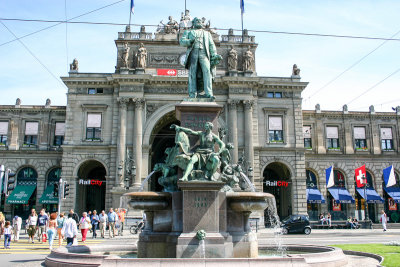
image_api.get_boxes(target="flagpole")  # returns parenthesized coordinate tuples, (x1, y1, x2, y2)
(241, 11, 244, 43)
(129, 10, 132, 27)
(185, 0, 187, 12)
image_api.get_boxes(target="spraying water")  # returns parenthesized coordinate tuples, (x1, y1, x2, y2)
(119, 195, 129, 209)
(199, 239, 205, 258)
(239, 172, 256, 192)
(266, 197, 286, 256)
(139, 171, 156, 191)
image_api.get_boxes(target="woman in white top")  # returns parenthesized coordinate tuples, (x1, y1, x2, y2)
(12, 216, 22, 242)
(381, 210, 388, 232)
(79, 212, 91, 243)
(27, 209, 38, 243)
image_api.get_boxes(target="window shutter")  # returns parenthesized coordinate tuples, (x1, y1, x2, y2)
(326, 126, 338, 138)
(55, 122, 65, 136)
(353, 127, 366, 139)
(269, 116, 282, 130)
(25, 122, 39, 135)
(87, 114, 102, 128)
(381, 128, 392, 139)
(0, 122, 8, 135)
(303, 126, 311, 138)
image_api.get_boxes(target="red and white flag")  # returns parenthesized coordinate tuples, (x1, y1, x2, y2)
(355, 165, 367, 188)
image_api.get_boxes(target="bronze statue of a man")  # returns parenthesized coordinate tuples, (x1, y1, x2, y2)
(180, 17, 222, 99)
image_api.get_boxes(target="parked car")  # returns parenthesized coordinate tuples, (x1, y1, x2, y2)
(281, 214, 311, 235)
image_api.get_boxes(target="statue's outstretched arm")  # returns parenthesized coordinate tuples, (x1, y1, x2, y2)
(171, 124, 200, 136)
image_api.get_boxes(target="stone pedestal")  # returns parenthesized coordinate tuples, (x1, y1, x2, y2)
(244, 70, 253, 77)
(135, 68, 145, 74)
(176, 181, 233, 258)
(120, 67, 129, 74)
(228, 70, 238, 77)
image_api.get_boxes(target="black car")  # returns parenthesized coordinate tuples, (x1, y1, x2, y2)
(281, 214, 311, 235)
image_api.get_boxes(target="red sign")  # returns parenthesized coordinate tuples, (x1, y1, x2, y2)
(332, 199, 341, 211)
(157, 69, 177, 76)
(389, 198, 397, 210)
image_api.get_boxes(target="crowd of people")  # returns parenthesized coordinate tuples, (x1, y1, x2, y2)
(0, 207, 127, 250)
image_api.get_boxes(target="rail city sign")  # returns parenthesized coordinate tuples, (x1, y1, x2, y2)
(265, 181, 289, 187)
(78, 179, 104, 186)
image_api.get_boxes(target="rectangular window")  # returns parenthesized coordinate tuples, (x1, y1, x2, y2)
(381, 127, 393, 150)
(354, 127, 367, 149)
(326, 126, 339, 149)
(86, 113, 102, 140)
(0, 121, 8, 146)
(267, 92, 274, 98)
(275, 92, 282, 98)
(24, 122, 38, 146)
(269, 116, 283, 142)
(54, 122, 65, 146)
(88, 88, 103, 94)
(303, 126, 312, 148)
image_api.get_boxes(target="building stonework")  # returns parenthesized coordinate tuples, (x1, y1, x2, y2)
(0, 20, 399, 223)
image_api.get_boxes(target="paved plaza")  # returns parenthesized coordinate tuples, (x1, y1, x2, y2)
(0, 228, 398, 266)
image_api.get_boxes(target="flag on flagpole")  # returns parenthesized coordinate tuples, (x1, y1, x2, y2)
(240, 0, 245, 14)
(326, 166, 334, 188)
(355, 165, 367, 188)
(383, 165, 396, 188)
(130, 0, 135, 14)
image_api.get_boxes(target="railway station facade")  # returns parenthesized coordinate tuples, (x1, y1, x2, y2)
(0, 16, 399, 223)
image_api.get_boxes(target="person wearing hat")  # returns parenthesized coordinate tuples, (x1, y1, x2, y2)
(12, 215, 22, 242)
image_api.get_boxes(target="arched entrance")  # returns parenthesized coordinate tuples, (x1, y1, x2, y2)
(149, 111, 179, 192)
(382, 171, 400, 223)
(76, 160, 106, 215)
(354, 171, 379, 222)
(13, 167, 37, 219)
(263, 162, 292, 220)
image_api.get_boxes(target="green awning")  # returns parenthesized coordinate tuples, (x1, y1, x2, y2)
(39, 184, 59, 204)
(6, 185, 36, 204)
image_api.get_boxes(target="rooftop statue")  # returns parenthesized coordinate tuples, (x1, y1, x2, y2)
(121, 43, 130, 68)
(227, 45, 238, 71)
(136, 43, 147, 69)
(180, 17, 222, 100)
(292, 64, 300, 76)
(70, 58, 79, 71)
(156, 16, 179, 34)
(243, 46, 253, 71)
(179, 9, 192, 29)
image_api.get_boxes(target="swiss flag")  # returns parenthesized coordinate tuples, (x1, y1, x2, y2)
(355, 165, 367, 188)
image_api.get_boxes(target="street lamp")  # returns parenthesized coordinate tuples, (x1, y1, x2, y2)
(362, 174, 370, 222)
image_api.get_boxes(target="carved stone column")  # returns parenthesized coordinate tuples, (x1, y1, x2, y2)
(228, 99, 239, 163)
(132, 98, 145, 187)
(116, 97, 129, 187)
(243, 100, 254, 181)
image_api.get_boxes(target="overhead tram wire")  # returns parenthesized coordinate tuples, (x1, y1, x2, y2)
(345, 67, 400, 106)
(0, 21, 66, 89)
(0, 0, 126, 47)
(2, 17, 400, 43)
(304, 28, 400, 102)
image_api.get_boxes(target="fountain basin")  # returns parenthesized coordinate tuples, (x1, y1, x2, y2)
(227, 192, 273, 212)
(126, 191, 171, 210)
(45, 244, 379, 266)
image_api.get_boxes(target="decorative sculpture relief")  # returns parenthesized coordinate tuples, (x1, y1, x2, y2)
(243, 46, 254, 71)
(121, 43, 130, 68)
(136, 43, 147, 69)
(227, 45, 238, 71)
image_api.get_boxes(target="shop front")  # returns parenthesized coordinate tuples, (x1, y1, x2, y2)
(306, 170, 325, 221)
(326, 170, 355, 220)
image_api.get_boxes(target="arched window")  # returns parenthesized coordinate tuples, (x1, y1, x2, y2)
(47, 168, 61, 186)
(306, 170, 318, 188)
(17, 167, 37, 186)
(334, 170, 346, 187)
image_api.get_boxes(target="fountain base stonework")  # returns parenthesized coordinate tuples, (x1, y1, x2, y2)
(128, 182, 271, 258)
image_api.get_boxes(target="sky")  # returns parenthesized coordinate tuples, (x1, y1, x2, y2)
(1, 0, 400, 112)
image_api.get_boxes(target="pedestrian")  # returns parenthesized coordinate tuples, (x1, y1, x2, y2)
(27, 209, 38, 243)
(99, 210, 107, 238)
(319, 213, 325, 225)
(326, 213, 332, 227)
(62, 213, 78, 248)
(37, 209, 49, 242)
(12, 215, 22, 242)
(79, 212, 91, 243)
(115, 208, 120, 236)
(88, 211, 92, 233)
(69, 209, 79, 226)
(0, 212, 5, 239)
(57, 213, 65, 247)
(3, 221, 12, 249)
(91, 210, 99, 238)
(117, 208, 127, 236)
(47, 213, 58, 250)
(107, 208, 117, 238)
(381, 210, 388, 232)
